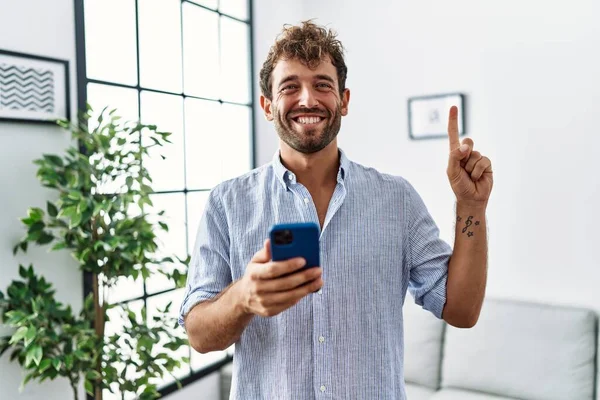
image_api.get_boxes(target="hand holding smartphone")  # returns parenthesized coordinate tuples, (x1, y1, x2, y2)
(236, 222, 323, 318)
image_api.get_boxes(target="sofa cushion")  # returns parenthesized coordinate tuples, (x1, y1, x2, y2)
(403, 298, 446, 389)
(405, 383, 436, 400)
(431, 388, 519, 400)
(441, 298, 597, 400)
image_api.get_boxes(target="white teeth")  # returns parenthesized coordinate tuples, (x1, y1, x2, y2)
(297, 116, 321, 124)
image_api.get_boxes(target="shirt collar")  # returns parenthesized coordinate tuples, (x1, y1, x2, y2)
(272, 148, 350, 189)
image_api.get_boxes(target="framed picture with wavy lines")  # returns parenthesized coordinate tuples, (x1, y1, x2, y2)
(0, 49, 70, 124)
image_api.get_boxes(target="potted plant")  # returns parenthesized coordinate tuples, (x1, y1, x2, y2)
(0, 106, 189, 399)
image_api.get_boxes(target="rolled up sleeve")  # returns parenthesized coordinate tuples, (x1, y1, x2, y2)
(178, 187, 231, 328)
(404, 181, 452, 319)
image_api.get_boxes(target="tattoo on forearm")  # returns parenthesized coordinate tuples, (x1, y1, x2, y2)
(457, 215, 481, 237)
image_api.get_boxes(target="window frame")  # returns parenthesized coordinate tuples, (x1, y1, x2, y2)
(74, 0, 256, 396)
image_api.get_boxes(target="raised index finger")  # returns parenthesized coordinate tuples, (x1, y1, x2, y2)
(447, 105, 460, 151)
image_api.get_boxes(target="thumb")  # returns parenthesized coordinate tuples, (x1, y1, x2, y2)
(251, 239, 272, 263)
(447, 143, 469, 177)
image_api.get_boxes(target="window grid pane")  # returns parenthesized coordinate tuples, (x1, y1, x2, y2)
(82, 0, 252, 395)
(84, 0, 138, 85)
(138, 0, 183, 92)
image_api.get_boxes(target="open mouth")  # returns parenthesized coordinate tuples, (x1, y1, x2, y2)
(290, 115, 326, 127)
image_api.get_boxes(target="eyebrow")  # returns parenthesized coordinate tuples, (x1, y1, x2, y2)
(277, 74, 336, 88)
(278, 75, 299, 88)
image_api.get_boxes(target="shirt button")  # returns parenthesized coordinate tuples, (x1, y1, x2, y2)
(320, 385, 326, 392)
(318, 336, 325, 343)
(317, 289, 323, 295)
(303, 197, 309, 204)
(288, 174, 294, 180)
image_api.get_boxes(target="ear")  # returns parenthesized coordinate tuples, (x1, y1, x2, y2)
(260, 95, 274, 121)
(340, 88, 351, 116)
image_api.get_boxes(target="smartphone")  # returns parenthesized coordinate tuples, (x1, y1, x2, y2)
(269, 222, 320, 269)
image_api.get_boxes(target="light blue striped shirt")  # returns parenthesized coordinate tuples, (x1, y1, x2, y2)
(179, 149, 451, 399)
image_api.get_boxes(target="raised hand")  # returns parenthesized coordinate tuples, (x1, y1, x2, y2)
(446, 106, 493, 207)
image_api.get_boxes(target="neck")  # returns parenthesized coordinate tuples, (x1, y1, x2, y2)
(279, 140, 340, 188)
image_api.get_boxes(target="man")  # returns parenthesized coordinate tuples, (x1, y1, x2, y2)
(179, 20, 493, 399)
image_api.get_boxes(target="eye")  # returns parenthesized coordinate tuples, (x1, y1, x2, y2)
(316, 83, 333, 90)
(280, 85, 298, 93)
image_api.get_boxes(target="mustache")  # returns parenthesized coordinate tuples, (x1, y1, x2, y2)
(287, 108, 329, 119)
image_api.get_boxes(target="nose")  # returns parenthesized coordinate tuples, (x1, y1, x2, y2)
(298, 85, 319, 108)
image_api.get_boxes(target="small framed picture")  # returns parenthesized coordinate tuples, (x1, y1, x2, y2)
(0, 49, 70, 124)
(407, 93, 465, 140)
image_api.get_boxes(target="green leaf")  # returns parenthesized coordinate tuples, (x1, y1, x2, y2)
(140, 184, 153, 194)
(27, 221, 45, 233)
(158, 222, 168, 232)
(39, 358, 52, 373)
(77, 198, 88, 213)
(50, 242, 67, 251)
(84, 380, 94, 395)
(59, 205, 77, 219)
(20, 217, 36, 225)
(67, 190, 82, 200)
(9, 326, 28, 344)
(79, 248, 91, 262)
(26, 229, 42, 241)
(64, 354, 73, 369)
(70, 212, 82, 228)
(5, 310, 26, 325)
(73, 349, 87, 360)
(28, 207, 44, 222)
(52, 358, 62, 371)
(23, 326, 36, 347)
(43, 154, 64, 167)
(46, 201, 58, 217)
(25, 345, 42, 367)
(138, 196, 153, 208)
(92, 202, 104, 216)
(31, 345, 43, 366)
(86, 370, 102, 381)
(67, 171, 79, 188)
(37, 232, 54, 245)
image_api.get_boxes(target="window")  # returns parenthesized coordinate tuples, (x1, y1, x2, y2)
(75, 0, 254, 396)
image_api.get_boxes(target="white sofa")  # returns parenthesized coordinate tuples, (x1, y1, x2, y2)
(221, 298, 599, 399)
(403, 298, 598, 400)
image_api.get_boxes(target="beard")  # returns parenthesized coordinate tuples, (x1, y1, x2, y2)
(272, 103, 342, 154)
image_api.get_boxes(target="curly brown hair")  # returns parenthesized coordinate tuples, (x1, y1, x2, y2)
(259, 20, 348, 100)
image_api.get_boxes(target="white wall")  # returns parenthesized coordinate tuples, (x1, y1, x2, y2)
(252, 1, 600, 313)
(252, 0, 304, 165)
(0, 0, 82, 398)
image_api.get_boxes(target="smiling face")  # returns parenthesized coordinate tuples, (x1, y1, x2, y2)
(260, 56, 350, 154)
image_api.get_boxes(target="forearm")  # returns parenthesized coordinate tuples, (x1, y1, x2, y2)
(184, 280, 254, 353)
(443, 202, 488, 328)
